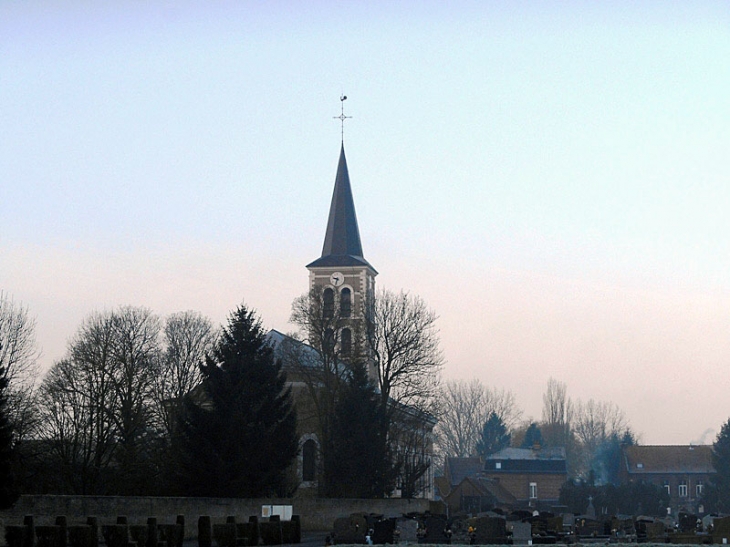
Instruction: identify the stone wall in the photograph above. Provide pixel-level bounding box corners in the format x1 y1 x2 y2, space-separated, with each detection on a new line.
0 495 432 541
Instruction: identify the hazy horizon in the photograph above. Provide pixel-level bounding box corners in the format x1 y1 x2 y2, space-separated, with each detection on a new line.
2 1 729 446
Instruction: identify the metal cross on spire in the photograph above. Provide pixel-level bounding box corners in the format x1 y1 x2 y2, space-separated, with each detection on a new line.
333 95 352 142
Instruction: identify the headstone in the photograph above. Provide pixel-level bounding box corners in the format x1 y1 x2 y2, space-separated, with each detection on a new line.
55 516 68 547
86 517 99 547
5 526 30 547
397 519 419 544
373 519 396 544
198 517 212 547
511 522 532 545
212 523 237 547
101 525 130 547
23 516 35 547
147 518 158 547
421 516 448 544
128 525 147 547
470 516 507 545
67 526 94 547
35 526 62 547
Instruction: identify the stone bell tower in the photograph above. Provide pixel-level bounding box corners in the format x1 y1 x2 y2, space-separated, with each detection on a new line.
306 143 377 365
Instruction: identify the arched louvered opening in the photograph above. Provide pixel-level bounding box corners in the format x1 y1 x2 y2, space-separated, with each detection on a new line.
340 287 351 317
323 288 334 319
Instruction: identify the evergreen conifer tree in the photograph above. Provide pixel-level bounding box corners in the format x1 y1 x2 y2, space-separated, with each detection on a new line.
704 418 730 512
0 349 19 508
521 422 544 448
173 304 298 497
476 412 511 458
326 362 394 498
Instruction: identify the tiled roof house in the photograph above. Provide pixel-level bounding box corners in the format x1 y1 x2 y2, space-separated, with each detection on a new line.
620 445 715 515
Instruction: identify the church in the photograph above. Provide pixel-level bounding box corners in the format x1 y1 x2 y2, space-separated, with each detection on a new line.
268 136 436 499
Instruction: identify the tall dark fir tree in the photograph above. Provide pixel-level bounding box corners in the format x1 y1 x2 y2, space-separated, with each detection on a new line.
704 418 730 512
173 304 298 497
476 412 511 459
1 349 20 508
326 361 394 498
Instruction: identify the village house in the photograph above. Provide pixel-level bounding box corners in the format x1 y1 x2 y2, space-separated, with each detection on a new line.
439 447 568 514
620 444 715 516
483 447 568 509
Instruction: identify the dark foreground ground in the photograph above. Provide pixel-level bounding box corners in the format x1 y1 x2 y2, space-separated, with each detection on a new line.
180 531 330 547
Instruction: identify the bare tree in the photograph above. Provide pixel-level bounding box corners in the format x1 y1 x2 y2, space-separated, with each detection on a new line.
37 310 120 493
367 289 443 414
152 311 216 438
572 398 632 479
365 289 443 496
107 306 161 491
0 292 40 385
0 292 41 443
541 377 574 444
542 377 573 429
38 307 161 494
435 379 522 459
39 357 118 494
289 286 383 496
573 399 629 452
289 287 443 497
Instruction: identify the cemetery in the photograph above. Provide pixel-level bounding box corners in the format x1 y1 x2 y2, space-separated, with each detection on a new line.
327 509 730 545
6 505 730 547
2 513 300 547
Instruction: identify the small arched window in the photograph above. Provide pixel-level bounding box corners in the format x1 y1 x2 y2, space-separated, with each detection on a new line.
340 288 352 317
323 288 334 319
302 439 317 481
341 328 352 357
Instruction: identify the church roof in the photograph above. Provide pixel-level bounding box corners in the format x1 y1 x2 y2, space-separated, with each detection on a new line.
306 144 377 273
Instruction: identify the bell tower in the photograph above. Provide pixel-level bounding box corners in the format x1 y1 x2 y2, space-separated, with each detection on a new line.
306 143 377 362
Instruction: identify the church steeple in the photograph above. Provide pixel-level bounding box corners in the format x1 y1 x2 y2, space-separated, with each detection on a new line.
307 144 376 272
306 139 377 378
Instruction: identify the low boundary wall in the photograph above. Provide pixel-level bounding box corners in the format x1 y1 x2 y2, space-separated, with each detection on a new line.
0 495 432 538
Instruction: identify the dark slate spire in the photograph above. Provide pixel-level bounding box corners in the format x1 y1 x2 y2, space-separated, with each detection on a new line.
307 144 376 271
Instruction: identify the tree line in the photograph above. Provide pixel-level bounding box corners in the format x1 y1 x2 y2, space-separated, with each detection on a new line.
0 287 444 501
4 288 730 510
436 377 637 483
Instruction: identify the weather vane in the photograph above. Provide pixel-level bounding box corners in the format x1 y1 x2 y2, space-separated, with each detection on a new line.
333 95 352 142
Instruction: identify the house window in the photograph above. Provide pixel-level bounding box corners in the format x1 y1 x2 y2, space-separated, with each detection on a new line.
495 462 501 470
529 482 537 499
340 328 352 356
678 480 688 497
323 288 334 319
697 480 704 497
663 481 670 496
302 439 317 482
340 288 351 317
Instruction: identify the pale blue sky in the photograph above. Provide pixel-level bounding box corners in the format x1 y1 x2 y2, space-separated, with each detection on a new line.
2 1 729 444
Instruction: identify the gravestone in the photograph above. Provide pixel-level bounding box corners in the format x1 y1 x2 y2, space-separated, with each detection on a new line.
372 519 396 544
511 522 532 546
397 519 418 544
420 516 448 544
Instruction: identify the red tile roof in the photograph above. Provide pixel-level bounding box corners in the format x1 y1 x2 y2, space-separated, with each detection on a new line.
623 445 714 474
